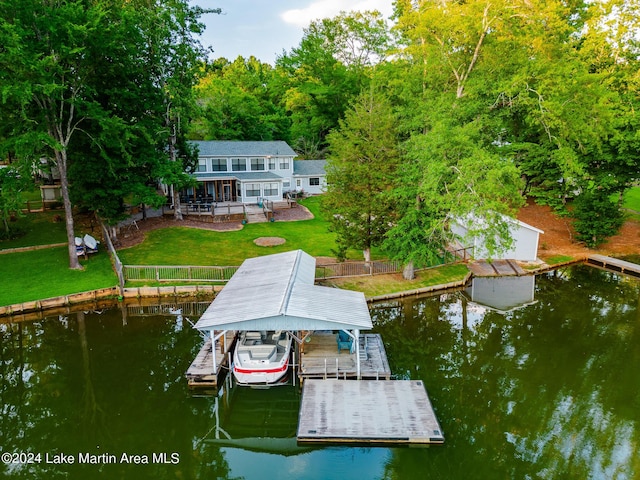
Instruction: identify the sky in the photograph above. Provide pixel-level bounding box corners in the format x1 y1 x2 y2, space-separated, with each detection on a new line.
191 0 395 64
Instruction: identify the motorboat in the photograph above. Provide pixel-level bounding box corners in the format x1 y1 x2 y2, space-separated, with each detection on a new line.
233 331 292 386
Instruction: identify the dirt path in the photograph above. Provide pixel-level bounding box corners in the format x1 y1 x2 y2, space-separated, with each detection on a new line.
517 199 640 259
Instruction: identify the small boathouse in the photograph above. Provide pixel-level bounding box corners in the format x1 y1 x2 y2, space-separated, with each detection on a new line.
188 250 444 445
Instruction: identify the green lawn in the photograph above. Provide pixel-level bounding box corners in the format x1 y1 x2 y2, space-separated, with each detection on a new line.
326 263 470 298
622 186 640 212
0 247 118 306
0 211 68 249
118 197 369 265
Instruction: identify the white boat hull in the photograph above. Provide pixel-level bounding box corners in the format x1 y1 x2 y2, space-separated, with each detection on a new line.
233 331 292 386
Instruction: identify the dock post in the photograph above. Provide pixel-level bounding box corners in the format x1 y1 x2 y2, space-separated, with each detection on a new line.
336 358 339 379
212 331 218 371
355 329 361 380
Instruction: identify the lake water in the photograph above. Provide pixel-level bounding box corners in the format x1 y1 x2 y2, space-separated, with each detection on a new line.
1 265 639 479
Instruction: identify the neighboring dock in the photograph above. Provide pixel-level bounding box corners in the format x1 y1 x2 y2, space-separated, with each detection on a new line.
185 331 236 388
298 332 391 381
297 379 444 445
468 259 526 277
586 255 640 278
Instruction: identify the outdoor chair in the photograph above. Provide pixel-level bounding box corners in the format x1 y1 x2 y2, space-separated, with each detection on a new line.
337 331 353 353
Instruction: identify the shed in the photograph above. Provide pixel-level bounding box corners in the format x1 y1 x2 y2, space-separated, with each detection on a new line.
194 250 373 378
451 214 544 262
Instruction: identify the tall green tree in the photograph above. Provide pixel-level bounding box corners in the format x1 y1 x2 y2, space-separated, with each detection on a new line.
323 89 400 262
191 56 290 142
275 10 392 154
0 0 212 265
384 121 524 278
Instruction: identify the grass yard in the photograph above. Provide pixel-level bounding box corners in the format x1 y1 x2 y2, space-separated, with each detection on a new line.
622 186 640 212
0 248 117 306
0 211 68 249
325 263 470 298
118 197 370 265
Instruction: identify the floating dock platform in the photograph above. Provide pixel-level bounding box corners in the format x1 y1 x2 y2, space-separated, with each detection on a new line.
587 255 640 278
297 379 444 445
298 332 391 381
185 331 236 388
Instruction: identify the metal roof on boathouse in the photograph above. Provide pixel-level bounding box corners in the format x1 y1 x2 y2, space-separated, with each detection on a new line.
194 250 372 332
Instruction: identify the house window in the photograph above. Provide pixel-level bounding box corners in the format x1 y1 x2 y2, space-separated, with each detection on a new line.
197 159 207 172
296 179 301 187
309 177 320 186
211 158 227 171
232 158 246 171
279 159 290 169
263 183 278 196
268 157 276 169
283 180 290 188
246 183 260 197
251 158 265 171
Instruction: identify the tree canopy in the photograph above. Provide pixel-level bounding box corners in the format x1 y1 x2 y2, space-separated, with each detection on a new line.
0 0 214 267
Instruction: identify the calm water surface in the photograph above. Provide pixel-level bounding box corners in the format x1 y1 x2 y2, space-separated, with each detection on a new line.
1 265 639 479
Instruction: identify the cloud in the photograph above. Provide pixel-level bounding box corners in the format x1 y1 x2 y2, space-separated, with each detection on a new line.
281 0 393 28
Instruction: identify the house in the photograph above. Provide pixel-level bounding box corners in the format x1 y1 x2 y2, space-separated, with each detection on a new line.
293 159 327 195
181 141 326 204
451 214 544 261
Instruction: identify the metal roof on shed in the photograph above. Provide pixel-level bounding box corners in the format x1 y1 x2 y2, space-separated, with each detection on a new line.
194 250 372 332
190 140 297 157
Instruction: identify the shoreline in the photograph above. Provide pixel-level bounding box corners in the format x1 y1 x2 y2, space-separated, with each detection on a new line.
0 257 594 322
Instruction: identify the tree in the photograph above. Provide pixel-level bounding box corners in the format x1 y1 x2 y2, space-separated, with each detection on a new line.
0 0 212 264
0 163 31 239
275 10 392 152
322 89 400 262
572 190 625 248
384 121 524 278
191 56 290 142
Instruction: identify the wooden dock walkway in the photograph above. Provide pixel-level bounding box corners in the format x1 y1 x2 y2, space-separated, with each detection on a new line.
467 259 527 277
298 332 391 381
586 255 640 278
297 379 444 445
185 331 236 388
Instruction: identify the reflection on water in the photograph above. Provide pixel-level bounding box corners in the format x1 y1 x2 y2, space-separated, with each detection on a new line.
464 275 537 313
1 265 639 479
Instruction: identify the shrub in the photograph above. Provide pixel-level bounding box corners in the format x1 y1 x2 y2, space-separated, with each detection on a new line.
572 191 624 248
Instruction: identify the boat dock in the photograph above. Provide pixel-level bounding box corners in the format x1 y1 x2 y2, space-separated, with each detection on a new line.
297 379 444 445
185 331 236 388
298 332 391 381
586 255 640 278
468 259 527 277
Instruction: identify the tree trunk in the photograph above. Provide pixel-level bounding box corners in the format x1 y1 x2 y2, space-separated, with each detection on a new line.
172 184 183 220
403 261 415 280
363 247 371 270
56 149 82 270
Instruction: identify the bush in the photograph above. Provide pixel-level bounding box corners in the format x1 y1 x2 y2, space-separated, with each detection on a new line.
572 191 625 248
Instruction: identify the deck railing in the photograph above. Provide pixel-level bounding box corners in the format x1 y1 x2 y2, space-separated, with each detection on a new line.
124 265 239 282
315 260 402 279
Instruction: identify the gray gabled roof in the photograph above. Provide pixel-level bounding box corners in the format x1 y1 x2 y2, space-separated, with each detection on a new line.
293 159 327 176
190 140 297 157
194 250 372 332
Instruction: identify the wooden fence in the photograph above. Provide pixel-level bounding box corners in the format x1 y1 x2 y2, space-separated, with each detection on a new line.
124 265 239 282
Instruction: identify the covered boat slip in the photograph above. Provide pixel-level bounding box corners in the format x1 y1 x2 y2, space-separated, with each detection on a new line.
193 250 373 379
186 331 237 388
298 332 391 380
